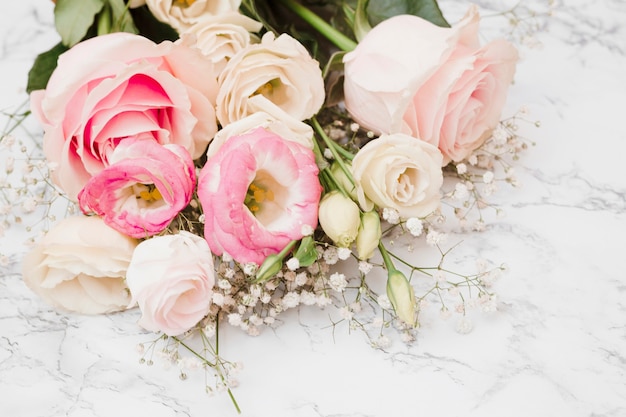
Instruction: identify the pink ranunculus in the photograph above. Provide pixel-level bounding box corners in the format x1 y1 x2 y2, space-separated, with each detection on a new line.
197 127 322 265
125 232 215 336
343 6 518 163
30 32 219 200
78 139 195 239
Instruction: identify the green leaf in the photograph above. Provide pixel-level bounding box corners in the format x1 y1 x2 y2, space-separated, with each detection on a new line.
107 0 139 34
55 0 106 47
129 5 178 42
366 0 450 28
26 42 69 93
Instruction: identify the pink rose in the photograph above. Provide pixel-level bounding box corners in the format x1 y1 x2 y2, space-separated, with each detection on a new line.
78 139 195 239
343 6 518 163
125 232 215 336
198 127 321 265
30 32 218 200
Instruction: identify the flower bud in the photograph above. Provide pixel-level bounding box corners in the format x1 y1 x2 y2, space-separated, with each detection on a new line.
318 190 360 248
254 254 283 283
386 270 416 326
356 210 381 260
330 162 357 200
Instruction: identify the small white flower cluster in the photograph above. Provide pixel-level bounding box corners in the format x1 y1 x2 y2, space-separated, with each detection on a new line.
0 111 77 257
441 108 538 231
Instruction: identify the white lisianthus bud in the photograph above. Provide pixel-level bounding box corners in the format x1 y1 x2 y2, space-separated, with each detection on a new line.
386 270 416 326
318 190 360 247
356 211 381 260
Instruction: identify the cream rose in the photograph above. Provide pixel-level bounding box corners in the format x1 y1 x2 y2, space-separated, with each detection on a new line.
216 32 325 126
144 0 241 32
22 216 138 314
343 6 518 163
352 133 443 219
182 12 263 74
125 232 215 336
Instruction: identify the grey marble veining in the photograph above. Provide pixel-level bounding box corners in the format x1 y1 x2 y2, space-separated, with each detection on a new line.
1 0 625 416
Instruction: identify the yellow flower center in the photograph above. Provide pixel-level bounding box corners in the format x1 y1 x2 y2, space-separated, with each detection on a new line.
135 184 162 202
245 182 274 214
173 0 196 8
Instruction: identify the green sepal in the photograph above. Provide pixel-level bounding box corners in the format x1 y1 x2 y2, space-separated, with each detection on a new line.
294 236 317 267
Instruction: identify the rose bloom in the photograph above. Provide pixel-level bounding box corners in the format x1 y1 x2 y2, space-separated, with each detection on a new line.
22 216 138 314
343 6 518 163
198 127 322 265
126 232 215 336
144 0 241 32
216 32 325 127
78 139 195 239
30 32 218 200
352 133 443 219
182 12 263 74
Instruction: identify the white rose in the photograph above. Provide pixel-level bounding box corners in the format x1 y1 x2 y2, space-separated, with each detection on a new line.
216 32 325 126
126 231 215 336
182 12 263 74
207 111 314 158
144 0 241 32
352 133 444 219
22 216 138 314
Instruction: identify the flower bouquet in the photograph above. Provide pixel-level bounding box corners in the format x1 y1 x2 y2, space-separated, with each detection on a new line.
4 0 538 411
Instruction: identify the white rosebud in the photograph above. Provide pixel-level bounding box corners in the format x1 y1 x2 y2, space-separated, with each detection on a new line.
386 270 416 326
318 190 360 248
356 211 381 260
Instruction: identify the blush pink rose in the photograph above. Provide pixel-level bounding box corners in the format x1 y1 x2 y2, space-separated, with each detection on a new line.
197 127 322 265
78 139 195 239
125 232 215 336
30 32 218 200
343 6 518 163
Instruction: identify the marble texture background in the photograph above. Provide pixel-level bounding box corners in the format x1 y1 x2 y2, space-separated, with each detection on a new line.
1 0 625 416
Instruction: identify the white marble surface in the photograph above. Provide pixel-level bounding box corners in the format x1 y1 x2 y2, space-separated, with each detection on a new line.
1 1 625 416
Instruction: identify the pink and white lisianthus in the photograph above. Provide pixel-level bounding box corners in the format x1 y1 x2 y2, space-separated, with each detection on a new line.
126 232 215 336
78 139 195 239
198 127 322 265
30 32 218 200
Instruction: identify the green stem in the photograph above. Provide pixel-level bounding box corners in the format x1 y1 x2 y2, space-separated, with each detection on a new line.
277 0 357 51
172 332 242 414
312 117 355 185
378 242 397 273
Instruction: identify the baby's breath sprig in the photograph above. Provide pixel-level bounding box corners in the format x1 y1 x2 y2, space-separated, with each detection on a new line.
441 107 539 230
481 0 555 47
0 103 74 252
